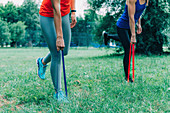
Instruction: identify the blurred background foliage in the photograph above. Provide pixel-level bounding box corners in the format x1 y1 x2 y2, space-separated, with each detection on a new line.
0 0 169 55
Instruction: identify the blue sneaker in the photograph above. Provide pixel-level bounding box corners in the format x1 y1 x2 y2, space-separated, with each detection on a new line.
36 57 47 80
53 91 69 103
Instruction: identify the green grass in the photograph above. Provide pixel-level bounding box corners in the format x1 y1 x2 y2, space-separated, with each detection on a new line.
0 47 169 112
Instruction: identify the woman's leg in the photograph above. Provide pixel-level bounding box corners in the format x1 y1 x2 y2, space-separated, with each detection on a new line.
40 15 62 92
117 27 133 82
62 14 71 56
40 14 71 91
108 34 120 41
103 31 120 45
43 14 71 64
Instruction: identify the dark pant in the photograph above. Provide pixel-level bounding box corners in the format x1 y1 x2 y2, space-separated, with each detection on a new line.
108 34 120 41
117 26 131 78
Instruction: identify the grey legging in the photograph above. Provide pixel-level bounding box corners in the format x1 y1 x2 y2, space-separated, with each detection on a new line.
40 14 71 92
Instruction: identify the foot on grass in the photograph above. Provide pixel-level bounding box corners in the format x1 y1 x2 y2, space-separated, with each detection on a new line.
53 90 69 103
125 76 134 83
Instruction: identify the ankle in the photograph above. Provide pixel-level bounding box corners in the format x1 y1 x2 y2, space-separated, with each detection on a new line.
42 59 46 65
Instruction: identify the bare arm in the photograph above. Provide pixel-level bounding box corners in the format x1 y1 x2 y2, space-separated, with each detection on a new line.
127 0 136 43
71 0 76 13
146 0 149 6
127 0 136 36
137 17 141 26
137 0 149 34
70 0 77 28
51 0 65 51
137 17 142 34
51 0 63 37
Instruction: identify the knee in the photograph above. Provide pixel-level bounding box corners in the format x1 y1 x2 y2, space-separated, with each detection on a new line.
125 46 130 53
51 51 61 58
64 50 68 56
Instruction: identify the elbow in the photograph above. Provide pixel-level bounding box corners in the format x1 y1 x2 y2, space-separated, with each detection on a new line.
129 16 135 23
63 49 69 56
53 9 61 18
53 9 59 16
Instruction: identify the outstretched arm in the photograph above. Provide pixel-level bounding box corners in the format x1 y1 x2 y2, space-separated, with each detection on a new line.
51 0 65 51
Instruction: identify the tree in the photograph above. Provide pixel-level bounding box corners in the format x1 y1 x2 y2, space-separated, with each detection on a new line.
18 0 40 47
0 19 11 47
0 4 4 18
87 0 169 54
0 2 19 23
71 16 88 46
87 0 125 45
9 21 26 48
0 1 43 47
136 0 170 54
71 11 97 47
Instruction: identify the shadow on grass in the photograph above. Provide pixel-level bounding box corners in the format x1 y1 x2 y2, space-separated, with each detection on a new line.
68 51 168 60
162 52 170 55
69 53 124 60
92 53 124 58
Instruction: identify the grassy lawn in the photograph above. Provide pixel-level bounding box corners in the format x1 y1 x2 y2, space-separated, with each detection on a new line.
0 47 169 112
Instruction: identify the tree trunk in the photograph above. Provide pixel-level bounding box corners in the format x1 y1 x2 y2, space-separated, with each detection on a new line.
1 43 3 48
15 42 17 48
155 43 163 54
28 40 32 47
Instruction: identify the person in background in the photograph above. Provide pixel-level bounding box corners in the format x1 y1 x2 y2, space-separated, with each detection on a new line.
103 0 149 82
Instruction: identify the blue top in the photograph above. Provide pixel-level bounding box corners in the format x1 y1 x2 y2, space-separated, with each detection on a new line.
117 0 147 29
